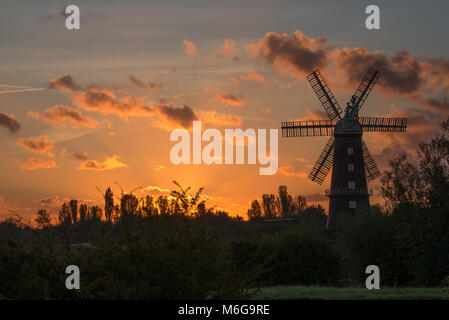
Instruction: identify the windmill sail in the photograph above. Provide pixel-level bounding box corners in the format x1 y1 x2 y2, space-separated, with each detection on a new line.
361 140 381 181
281 120 334 137
353 68 380 111
360 116 407 132
306 70 343 121
308 136 335 184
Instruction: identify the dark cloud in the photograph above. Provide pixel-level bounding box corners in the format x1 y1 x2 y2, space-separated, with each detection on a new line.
247 30 332 77
0 111 21 133
216 92 245 106
73 152 88 161
334 49 425 95
129 75 162 91
49 75 82 92
158 104 198 129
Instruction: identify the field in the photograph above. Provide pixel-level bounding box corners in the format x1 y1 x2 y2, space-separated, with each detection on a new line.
252 286 449 300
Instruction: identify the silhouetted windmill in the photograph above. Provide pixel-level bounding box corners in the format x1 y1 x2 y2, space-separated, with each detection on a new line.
281 68 407 228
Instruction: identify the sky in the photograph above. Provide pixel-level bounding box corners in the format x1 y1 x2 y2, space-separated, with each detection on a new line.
1 0 448 219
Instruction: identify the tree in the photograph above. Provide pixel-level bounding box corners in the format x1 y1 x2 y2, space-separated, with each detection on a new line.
35 209 51 228
247 200 262 220
276 185 295 217
89 206 102 220
296 195 307 213
69 199 78 224
261 194 277 218
142 195 157 217
157 196 169 215
120 193 139 216
104 187 114 222
79 204 87 222
58 203 71 224
170 180 204 216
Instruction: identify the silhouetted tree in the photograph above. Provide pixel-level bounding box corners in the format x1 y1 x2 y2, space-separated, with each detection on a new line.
157 196 169 215
79 204 87 222
261 194 277 218
120 193 139 216
69 200 78 224
104 187 114 222
89 206 102 220
296 195 307 213
170 180 204 216
58 203 71 224
247 200 262 220
141 195 157 217
276 185 295 217
35 209 51 228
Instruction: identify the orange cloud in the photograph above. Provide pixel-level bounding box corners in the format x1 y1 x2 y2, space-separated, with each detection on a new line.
216 92 245 106
214 40 238 61
141 186 170 195
294 108 328 121
20 158 57 170
17 135 54 155
78 155 128 171
72 87 198 130
0 111 21 133
184 39 199 59
199 110 242 127
230 70 265 83
28 105 97 128
72 88 155 118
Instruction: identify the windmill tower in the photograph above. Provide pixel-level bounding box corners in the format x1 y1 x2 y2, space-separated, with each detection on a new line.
281 68 407 228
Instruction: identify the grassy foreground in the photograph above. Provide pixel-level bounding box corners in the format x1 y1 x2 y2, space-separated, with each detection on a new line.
252 285 449 300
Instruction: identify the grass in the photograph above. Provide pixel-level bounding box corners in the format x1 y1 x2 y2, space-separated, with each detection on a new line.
252 285 449 300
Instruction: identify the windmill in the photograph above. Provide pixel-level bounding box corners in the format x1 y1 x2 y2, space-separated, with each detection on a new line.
281 68 407 228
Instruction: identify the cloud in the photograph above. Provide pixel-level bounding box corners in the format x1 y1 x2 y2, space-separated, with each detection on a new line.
17 135 54 155
78 155 128 171
73 152 88 161
333 48 425 95
408 94 449 115
49 75 82 92
28 105 97 128
214 40 238 61
294 108 328 121
70 84 200 131
129 75 162 91
247 30 449 120
157 104 198 129
72 88 155 118
141 186 170 195
184 39 199 59
0 111 21 133
216 92 246 106
278 165 307 178
20 158 57 170
246 30 332 78
199 110 242 127
230 70 265 83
